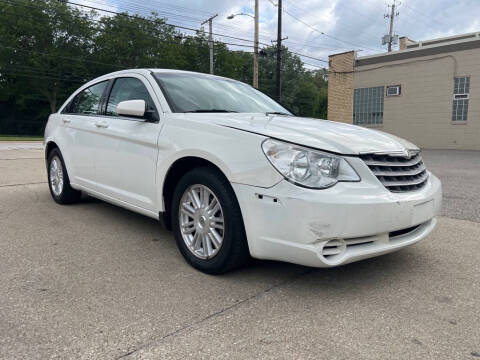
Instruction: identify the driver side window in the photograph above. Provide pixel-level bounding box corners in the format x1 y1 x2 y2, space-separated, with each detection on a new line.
106 77 158 121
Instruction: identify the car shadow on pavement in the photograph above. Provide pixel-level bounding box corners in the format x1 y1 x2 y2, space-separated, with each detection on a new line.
74 193 427 296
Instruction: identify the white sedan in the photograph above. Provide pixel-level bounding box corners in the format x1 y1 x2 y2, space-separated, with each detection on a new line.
44 69 442 274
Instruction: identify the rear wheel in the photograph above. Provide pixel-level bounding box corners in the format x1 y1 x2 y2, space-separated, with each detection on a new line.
47 149 82 204
171 167 249 274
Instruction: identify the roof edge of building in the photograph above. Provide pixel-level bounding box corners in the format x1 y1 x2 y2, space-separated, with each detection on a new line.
356 36 480 67
328 50 356 58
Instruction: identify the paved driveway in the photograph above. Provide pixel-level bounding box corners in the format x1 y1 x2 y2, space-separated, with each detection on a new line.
1 143 479 359
422 150 480 223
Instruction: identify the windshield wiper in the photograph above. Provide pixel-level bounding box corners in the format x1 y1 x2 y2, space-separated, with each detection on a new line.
266 111 291 116
183 109 238 113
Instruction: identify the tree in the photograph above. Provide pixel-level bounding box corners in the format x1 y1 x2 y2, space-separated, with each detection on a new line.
94 12 183 71
0 1 329 135
0 0 96 113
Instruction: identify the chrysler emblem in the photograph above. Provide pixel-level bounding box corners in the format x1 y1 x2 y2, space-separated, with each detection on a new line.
401 150 417 159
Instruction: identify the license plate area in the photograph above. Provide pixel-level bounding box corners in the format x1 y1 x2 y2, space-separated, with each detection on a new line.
412 199 434 225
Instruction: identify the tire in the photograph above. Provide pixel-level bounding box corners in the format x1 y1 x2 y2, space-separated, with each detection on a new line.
47 148 82 204
171 167 249 274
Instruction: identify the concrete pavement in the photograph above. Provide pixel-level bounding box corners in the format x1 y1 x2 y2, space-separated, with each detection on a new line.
0 143 479 359
422 150 480 223
0 141 44 151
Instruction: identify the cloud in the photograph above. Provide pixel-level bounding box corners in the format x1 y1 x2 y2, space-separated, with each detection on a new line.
83 0 480 68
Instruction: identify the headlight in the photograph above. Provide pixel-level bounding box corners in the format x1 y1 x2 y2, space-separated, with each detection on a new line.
262 139 360 189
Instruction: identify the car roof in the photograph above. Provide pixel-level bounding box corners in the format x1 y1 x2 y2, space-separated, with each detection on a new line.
97 68 235 82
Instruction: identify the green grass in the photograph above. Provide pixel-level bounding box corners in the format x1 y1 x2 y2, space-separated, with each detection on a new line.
0 135 44 141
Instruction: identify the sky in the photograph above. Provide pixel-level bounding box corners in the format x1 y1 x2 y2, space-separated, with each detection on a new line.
77 0 480 69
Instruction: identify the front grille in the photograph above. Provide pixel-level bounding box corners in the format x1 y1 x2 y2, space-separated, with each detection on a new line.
360 151 428 193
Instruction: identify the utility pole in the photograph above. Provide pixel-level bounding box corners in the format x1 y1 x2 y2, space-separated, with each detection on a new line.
384 0 399 52
253 0 259 88
227 4 259 88
275 0 282 101
201 14 218 74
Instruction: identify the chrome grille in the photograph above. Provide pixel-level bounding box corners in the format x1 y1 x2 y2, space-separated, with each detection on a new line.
360 151 428 193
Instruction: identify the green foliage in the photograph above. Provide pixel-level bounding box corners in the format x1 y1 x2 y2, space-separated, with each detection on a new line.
0 0 328 135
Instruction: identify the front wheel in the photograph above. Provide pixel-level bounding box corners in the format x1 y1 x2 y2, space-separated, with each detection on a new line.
171 167 249 274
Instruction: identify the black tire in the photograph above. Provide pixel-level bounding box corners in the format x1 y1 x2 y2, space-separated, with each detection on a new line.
171 167 249 274
47 148 82 204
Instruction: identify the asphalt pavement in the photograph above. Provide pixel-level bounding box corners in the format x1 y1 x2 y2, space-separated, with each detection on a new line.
1 143 479 359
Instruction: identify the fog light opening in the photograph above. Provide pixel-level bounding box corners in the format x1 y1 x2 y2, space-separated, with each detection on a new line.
320 238 346 262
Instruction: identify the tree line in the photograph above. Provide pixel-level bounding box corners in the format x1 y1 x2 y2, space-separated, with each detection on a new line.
0 0 328 135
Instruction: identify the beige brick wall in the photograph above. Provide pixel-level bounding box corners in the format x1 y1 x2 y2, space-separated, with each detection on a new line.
353 48 480 150
327 51 355 123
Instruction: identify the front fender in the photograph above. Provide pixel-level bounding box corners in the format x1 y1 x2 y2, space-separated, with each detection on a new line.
155 118 283 211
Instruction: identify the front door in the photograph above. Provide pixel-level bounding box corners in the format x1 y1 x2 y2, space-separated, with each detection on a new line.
93 75 162 212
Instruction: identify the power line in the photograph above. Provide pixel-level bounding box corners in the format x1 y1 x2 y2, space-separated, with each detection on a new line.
402 2 444 27
289 51 328 63
64 0 334 63
0 2 256 51
268 0 382 52
0 44 121 69
66 1 330 64
0 69 87 83
302 61 326 69
1 1 327 75
283 0 385 46
65 1 272 46
7 0 343 60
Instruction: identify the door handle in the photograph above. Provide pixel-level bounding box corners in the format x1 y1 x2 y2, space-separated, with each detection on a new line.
95 120 109 128
62 118 71 124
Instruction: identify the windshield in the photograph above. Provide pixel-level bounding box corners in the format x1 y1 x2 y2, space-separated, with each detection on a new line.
153 72 291 114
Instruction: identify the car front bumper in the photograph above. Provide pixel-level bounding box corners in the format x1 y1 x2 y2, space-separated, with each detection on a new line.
232 172 442 268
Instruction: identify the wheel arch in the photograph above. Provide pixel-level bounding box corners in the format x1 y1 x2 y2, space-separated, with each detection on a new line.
45 140 60 160
161 156 234 231
44 140 75 185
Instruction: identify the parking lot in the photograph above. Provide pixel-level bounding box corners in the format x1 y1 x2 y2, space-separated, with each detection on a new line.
0 143 479 359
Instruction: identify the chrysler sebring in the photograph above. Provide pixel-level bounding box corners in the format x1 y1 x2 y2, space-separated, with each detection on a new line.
44 69 442 274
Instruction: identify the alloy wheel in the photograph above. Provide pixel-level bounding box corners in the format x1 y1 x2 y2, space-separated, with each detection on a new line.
49 156 64 197
178 184 225 259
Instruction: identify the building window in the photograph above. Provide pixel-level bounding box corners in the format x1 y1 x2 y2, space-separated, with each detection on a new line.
386 85 401 97
353 86 384 125
452 76 470 121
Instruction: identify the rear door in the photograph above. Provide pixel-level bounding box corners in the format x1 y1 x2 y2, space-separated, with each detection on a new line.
60 80 109 188
92 74 162 212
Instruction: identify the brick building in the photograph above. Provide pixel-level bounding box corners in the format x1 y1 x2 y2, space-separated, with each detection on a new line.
327 32 480 150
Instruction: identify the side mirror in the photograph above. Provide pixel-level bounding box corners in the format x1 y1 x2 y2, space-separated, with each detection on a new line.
116 99 146 118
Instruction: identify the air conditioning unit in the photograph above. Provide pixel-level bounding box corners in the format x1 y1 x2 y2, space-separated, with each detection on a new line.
386 85 401 97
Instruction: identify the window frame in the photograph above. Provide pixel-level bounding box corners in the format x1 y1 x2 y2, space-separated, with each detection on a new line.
452 76 470 123
352 86 384 127
103 76 160 123
61 80 109 116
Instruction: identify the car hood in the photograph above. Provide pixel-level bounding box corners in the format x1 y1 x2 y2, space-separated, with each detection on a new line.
181 113 418 155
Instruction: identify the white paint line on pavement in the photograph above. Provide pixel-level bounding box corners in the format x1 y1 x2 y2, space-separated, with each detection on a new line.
0 182 47 188
0 157 44 160
0 142 44 150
